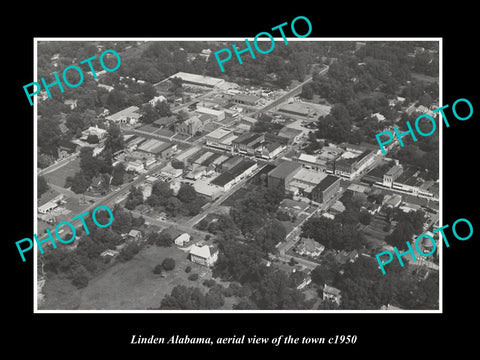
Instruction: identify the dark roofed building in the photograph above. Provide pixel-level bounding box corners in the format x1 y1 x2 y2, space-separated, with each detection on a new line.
231 94 260 106
267 161 302 190
311 175 341 204
211 159 257 190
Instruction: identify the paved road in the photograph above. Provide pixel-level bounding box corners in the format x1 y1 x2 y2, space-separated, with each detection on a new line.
251 64 329 117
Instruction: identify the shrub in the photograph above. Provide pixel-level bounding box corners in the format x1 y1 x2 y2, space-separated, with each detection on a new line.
185 266 192 273
162 257 176 271
153 264 163 274
203 279 216 288
188 273 199 281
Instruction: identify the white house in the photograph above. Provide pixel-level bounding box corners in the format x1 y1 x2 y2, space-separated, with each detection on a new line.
149 95 167 106
174 233 191 246
38 201 59 214
323 284 342 305
189 244 218 267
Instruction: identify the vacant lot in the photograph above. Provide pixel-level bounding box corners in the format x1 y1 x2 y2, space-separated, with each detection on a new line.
44 157 81 188
41 244 224 310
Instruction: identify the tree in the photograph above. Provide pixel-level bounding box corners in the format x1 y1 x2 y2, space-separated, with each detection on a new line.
359 211 372 225
165 196 182 217
162 258 176 271
155 101 172 117
153 264 164 274
111 163 126 186
188 273 199 281
310 266 326 286
125 186 144 210
70 265 90 289
118 242 140 262
177 183 197 203
156 231 173 247
38 176 49 198
66 172 90 194
86 134 99 144
140 103 158 124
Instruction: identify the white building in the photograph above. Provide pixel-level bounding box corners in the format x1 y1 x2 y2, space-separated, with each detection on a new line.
174 233 191 246
189 244 219 267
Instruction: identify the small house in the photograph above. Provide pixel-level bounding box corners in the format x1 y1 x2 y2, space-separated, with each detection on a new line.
174 233 191 246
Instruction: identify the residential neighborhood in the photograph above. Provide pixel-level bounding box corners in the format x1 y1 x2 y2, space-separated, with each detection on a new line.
36 40 440 311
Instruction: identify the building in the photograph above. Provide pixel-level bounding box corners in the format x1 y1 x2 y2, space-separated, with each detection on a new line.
220 155 243 172
334 150 375 180
128 229 142 242
137 139 177 160
232 132 265 155
174 233 191 246
230 93 260 106
194 106 225 122
296 238 325 257
175 116 204 136
38 201 59 214
193 179 222 201
296 153 328 173
168 72 225 88
287 168 328 198
267 161 302 190
106 106 142 125
205 128 237 151
211 159 258 191
82 125 107 140
256 142 285 160
149 95 167 106
323 284 342 305
125 160 145 173
311 175 341 204
278 127 304 145
278 102 310 117
189 244 219 267
383 165 403 188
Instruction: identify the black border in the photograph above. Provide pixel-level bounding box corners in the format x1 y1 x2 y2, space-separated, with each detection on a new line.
6 6 478 355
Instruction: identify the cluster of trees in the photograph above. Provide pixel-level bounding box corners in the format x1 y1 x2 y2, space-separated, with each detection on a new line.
147 230 174 247
301 192 367 251
131 181 206 218
384 209 426 250
301 216 365 251
153 258 176 274
229 185 286 254
333 254 438 310
158 284 226 310
251 114 283 133
140 101 172 124
308 42 439 146
210 239 313 310
65 124 126 195
38 176 49 198
42 205 145 288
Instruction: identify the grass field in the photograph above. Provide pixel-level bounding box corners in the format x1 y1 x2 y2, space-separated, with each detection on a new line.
43 158 81 188
41 244 226 310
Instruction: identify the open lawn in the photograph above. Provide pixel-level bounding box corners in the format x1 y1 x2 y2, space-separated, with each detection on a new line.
43 157 81 188
41 244 227 310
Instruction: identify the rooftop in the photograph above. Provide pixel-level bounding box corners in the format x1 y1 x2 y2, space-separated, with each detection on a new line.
207 127 233 140
106 106 141 122
169 72 225 87
268 161 302 179
313 175 340 192
292 168 327 185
